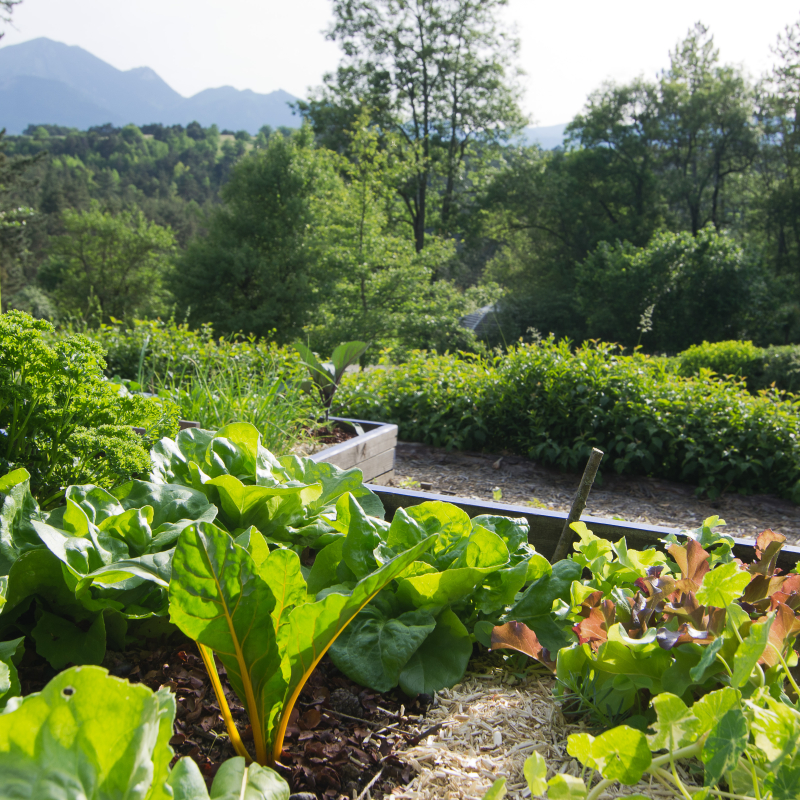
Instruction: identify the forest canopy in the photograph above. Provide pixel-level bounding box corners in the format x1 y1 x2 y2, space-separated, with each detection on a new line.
3 9 800 357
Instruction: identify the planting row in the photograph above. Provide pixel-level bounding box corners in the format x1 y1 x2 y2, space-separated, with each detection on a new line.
1 419 799 797
337 338 800 501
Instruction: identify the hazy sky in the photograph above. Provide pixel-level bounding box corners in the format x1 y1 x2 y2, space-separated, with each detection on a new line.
2 0 799 126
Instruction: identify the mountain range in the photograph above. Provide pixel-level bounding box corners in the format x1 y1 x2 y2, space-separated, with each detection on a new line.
0 37 299 134
0 37 566 147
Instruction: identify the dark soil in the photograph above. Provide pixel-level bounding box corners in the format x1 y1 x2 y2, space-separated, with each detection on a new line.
308 424 358 446
18 635 431 799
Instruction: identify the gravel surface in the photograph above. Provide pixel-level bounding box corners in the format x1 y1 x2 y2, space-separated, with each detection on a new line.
389 442 800 547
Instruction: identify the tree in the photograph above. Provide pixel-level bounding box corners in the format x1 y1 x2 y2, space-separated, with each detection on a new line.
575 228 759 351
657 24 758 234
304 111 483 355
173 126 341 340
301 0 527 251
39 202 176 321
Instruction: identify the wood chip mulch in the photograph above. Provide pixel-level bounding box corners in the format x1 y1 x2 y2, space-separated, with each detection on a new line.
390 441 800 546
391 653 701 800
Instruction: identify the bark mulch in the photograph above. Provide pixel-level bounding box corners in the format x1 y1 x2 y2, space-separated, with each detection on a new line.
18 635 436 800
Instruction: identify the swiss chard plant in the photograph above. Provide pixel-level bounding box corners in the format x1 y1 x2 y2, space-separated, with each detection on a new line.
0 663 290 799
167 517 436 766
492 519 800 727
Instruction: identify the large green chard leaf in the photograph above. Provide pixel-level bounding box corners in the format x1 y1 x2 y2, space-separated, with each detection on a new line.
168 520 435 766
0 664 175 800
0 468 45 575
0 636 23 710
0 664 291 800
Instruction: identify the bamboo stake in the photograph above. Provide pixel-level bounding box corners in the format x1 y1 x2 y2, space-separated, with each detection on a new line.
551 448 604 563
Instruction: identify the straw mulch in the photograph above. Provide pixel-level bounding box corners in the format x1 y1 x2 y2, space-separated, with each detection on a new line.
389 655 698 800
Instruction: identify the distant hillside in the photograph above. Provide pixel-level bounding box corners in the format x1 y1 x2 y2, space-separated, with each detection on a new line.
0 38 299 134
523 123 568 150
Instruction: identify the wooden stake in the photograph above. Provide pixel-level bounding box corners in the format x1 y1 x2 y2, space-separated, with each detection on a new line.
551 448 605 563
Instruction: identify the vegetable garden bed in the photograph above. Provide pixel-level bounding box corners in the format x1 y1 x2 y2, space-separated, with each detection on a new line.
308 416 398 485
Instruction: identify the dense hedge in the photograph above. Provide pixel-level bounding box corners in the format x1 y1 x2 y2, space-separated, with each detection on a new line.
676 339 800 394
336 339 800 501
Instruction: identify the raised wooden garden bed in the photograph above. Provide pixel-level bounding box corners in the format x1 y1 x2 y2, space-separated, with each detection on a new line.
371 484 800 570
309 416 398 485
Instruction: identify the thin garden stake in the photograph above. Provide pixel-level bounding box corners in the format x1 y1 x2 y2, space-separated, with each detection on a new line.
551 448 604 563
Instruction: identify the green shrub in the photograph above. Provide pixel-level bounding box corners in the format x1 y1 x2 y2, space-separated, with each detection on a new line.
337 338 800 501
677 339 800 394
676 339 761 379
0 311 179 504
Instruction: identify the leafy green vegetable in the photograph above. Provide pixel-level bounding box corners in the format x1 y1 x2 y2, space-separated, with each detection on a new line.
295 340 369 418
0 664 290 799
0 465 219 666
0 635 23 710
329 503 549 695
168 519 435 765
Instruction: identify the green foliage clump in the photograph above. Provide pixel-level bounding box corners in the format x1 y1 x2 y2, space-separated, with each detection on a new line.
0 310 179 503
72 317 322 455
337 338 800 500
677 339 800 395
677 339 762 379
576 228 758 352
39 202 177 322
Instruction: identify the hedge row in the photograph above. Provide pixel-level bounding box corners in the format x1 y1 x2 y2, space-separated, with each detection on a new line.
336 339 800 501
676 339 800 394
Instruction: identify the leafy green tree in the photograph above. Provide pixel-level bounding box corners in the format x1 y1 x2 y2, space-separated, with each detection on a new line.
657 24 759 234
575 228 759 351
301 0 527 250
39 203 176 322
173 126 341 340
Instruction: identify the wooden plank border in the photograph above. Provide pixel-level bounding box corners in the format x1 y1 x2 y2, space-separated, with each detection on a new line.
309 416 397 484
370 485 800 571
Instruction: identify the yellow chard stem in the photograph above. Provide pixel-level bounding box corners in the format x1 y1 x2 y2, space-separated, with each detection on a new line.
198 643 252 764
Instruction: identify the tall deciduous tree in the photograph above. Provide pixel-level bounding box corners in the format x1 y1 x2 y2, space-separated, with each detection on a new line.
40 202 176 322
173 127 341 340
301 0 527 251
657 23 759 234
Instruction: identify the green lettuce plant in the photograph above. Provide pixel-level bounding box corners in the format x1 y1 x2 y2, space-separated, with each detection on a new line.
327 499 561 695
0 664 289 799
150 421 384 548
492 519 800 727
167 518 435 766
0 466 216 667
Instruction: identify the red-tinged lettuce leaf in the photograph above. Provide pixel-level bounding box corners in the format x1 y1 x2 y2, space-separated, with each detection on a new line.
751 529 786 576
758 602 800 667
667 539 710 588
490 620 557 670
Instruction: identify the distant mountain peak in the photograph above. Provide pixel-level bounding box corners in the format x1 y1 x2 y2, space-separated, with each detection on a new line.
0 38 300 134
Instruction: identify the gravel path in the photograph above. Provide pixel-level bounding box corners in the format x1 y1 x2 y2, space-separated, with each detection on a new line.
389 442 800 547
